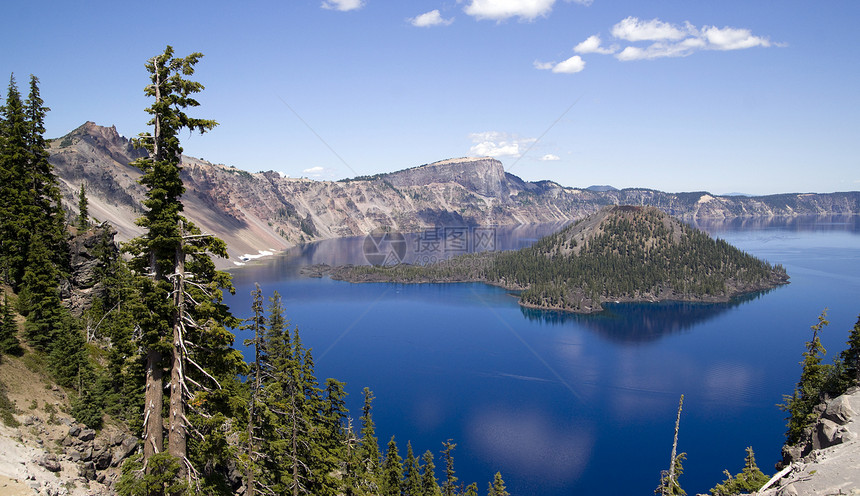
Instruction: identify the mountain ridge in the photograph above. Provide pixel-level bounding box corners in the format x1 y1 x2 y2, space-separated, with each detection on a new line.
48 122 860 267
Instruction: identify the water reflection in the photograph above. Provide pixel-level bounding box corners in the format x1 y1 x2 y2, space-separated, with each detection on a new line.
230 222 570 285
691 214 860 234
519 290 775 344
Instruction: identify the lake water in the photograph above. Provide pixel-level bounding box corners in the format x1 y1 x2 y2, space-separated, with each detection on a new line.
224 216 860 495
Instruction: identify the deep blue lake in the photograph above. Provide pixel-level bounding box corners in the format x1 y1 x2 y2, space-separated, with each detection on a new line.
224 216 860 495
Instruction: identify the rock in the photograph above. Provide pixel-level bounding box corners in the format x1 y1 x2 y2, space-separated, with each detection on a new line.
67 425 81 438
78 428 95 442
93 447 112 470
111 434 138 466
36 454 61 472
78 461 96 480
80 445 93 461
822 394 856 424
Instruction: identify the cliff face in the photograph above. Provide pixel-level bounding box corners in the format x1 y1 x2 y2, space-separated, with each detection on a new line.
48 122 860 267
384 157 512 198
754 388 860 495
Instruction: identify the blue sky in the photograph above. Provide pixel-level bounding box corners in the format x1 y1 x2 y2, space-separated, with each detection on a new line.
3 0 858 194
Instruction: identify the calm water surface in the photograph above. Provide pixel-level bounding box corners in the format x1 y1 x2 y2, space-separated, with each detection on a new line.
224 216 860 495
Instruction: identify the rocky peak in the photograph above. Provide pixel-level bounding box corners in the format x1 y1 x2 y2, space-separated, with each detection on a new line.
383 157 512 198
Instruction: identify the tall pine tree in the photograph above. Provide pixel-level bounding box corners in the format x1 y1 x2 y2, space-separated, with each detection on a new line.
124 46 244 489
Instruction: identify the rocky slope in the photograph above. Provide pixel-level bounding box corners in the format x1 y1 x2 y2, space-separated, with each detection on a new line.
0 351 136 496
49 122 860 268
746 387 860 495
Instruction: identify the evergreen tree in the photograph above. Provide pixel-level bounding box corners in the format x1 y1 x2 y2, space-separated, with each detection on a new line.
441 440 457 496
77 182 89 230
421 450 441 496
19 231 64 351
124 45 243 489
709 447 769 496
655 453 687 496
487 472 509 496
380 436 403 496
243 284 266 496
780 310 832 444
357 387 381 494
402 441 423 496
0 293 22 356
0 74 29 287
463 482 478 496
838 314 860 387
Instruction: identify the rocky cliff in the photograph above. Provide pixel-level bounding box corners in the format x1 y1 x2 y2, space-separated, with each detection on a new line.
749 388 860 495
49 122 860 268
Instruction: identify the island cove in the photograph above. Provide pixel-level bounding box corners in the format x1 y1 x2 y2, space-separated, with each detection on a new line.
312 206 789 313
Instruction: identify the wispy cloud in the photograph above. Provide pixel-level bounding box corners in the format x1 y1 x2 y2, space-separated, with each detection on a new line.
410 9 454 27
534 55 585 74
469 131 536 158
321 0 364 12
540 16 775 71
302 166 336 178
612 17 772 61
540 154 561 161
611 16 693 42
463 0 556 22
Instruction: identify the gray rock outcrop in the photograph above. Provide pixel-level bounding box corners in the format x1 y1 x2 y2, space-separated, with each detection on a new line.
757 388 860 495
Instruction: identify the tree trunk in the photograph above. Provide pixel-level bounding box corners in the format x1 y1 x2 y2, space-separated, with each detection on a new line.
143 349 163 460
666 394 684 495
168 223 187 474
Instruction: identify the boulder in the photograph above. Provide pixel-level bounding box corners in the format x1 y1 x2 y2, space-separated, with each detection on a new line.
36 454 61 472
111 434 138 466
67 425 81 438
813 418 854 450
78 461 96 480
822 394 856 425
78 428 95 442
94 448 112 470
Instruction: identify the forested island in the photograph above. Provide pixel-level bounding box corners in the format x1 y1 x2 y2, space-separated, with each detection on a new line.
329 206 789 313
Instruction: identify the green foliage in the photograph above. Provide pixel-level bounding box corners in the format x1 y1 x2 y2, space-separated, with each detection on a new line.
421 450 441 496
441 440 457 496
402 441 423 496
380 436 403 496
837 314 860 388
488 472 510 496
340 206 785 312
780 310 834 444
464 482 479 496
0 293 22 356
77 183 89 231
709 447 769 496
117 453 189 496
655 453 687 496
0 380 20 427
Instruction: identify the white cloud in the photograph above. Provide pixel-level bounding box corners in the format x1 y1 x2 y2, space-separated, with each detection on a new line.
534 55 585 74
615 37 706 61
611 16 693 42
321 0 364 12
469 131 536 158
410 9 454 27
702 26 771 50
574 34 617 54
552 55 586 73
601 17 773 61
464 0 556 22
302 166 334 178
540 154 561 161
